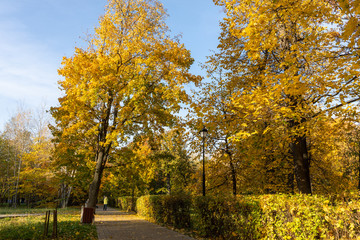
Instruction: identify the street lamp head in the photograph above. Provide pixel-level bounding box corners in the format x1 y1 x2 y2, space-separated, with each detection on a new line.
200 126 208 138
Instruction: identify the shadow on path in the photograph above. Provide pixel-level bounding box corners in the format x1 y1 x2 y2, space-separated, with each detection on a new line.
95 206 195 240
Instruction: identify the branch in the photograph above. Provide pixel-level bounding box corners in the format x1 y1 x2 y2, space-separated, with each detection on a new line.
312 97 360 119
311 76 358 104
207 176 229 191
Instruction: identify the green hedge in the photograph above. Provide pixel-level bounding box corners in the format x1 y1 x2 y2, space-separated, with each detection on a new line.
117 196 137 212
136 195 191 229
193 196 261 239
251 194 360 239
136 195 162 221
135 194 360 239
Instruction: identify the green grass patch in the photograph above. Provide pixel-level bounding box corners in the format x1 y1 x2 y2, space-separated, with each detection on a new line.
0 206 81 215
0 207 51 215
0 208 97 240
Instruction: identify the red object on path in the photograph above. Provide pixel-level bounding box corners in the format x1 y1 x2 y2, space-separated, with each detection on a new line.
81 207 95 224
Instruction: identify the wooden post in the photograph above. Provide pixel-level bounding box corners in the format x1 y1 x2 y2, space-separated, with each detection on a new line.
47 211 50 236
52 209 58 238
43 211 47 237
44 210 50 237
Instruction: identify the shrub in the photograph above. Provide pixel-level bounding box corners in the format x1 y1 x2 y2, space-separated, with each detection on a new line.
117 196 137 212
249 194 360 239
161 194 191 229
135 193 360 239
136 195 191 229
193 196 261 240
136 195 162 222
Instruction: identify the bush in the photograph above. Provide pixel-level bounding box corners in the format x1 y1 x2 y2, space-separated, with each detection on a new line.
135 193 360 239
136 195 191 229
193 196 261 240
136 195 162 222
161 195 191 229
249 194 360 239
117 196 137 212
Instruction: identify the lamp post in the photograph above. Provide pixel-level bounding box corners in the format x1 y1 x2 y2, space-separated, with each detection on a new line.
200 126 208 196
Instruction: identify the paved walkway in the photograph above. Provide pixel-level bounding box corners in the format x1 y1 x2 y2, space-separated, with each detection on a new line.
95 207 195 240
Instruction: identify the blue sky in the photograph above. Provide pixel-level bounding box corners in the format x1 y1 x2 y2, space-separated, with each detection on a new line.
0 0 224 130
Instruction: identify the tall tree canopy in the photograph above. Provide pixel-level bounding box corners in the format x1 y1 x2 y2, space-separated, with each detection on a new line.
209 0 360 194
51 0 199 207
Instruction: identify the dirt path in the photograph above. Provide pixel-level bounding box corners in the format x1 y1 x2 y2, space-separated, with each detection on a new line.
95 207 195 240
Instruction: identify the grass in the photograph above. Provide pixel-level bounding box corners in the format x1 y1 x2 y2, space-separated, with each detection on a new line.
0 206 81 215
0 207 97 240
0 207 54 215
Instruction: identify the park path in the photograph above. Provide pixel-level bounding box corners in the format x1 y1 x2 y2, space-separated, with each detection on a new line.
95 206 195 240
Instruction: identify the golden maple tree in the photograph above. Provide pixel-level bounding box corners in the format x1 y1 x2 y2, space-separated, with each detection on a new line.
51 0 199 207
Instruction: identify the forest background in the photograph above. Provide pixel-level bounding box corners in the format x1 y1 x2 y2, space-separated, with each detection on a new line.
2 0 360 208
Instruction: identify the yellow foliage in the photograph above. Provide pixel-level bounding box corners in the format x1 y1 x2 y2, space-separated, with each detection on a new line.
202 0 360 194
51 0 200 204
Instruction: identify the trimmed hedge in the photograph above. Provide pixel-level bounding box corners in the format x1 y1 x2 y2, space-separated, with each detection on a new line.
136 194 360 239
136 195 191 229
136 195 162 221
251 194 360 239
117 196 137 212
193 196 261 239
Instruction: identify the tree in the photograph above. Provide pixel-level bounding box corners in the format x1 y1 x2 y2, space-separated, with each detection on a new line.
101 138 157 201
190 67 241 196
337 0 360 45
0 104 56 207
0 135 15 204
20 135 56 206
3 107 32 207
151 128 194 195
211 0 360 194
19 103 58 206
50 115 94 208
190 66 293 195
101 127 194 201
51 0 199 207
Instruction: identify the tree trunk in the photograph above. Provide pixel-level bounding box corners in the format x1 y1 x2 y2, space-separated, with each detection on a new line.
88 148 108 208
287 171 295 194
166 173 171 195
65 186 72 208
224 138 236 196
60 184 65 208
14 155 23 208
60 183 72 208
229 161 237 196
131 187 136 212
87 96 115 208
290 135 312 194
12 155 20 208
265 156 276 194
